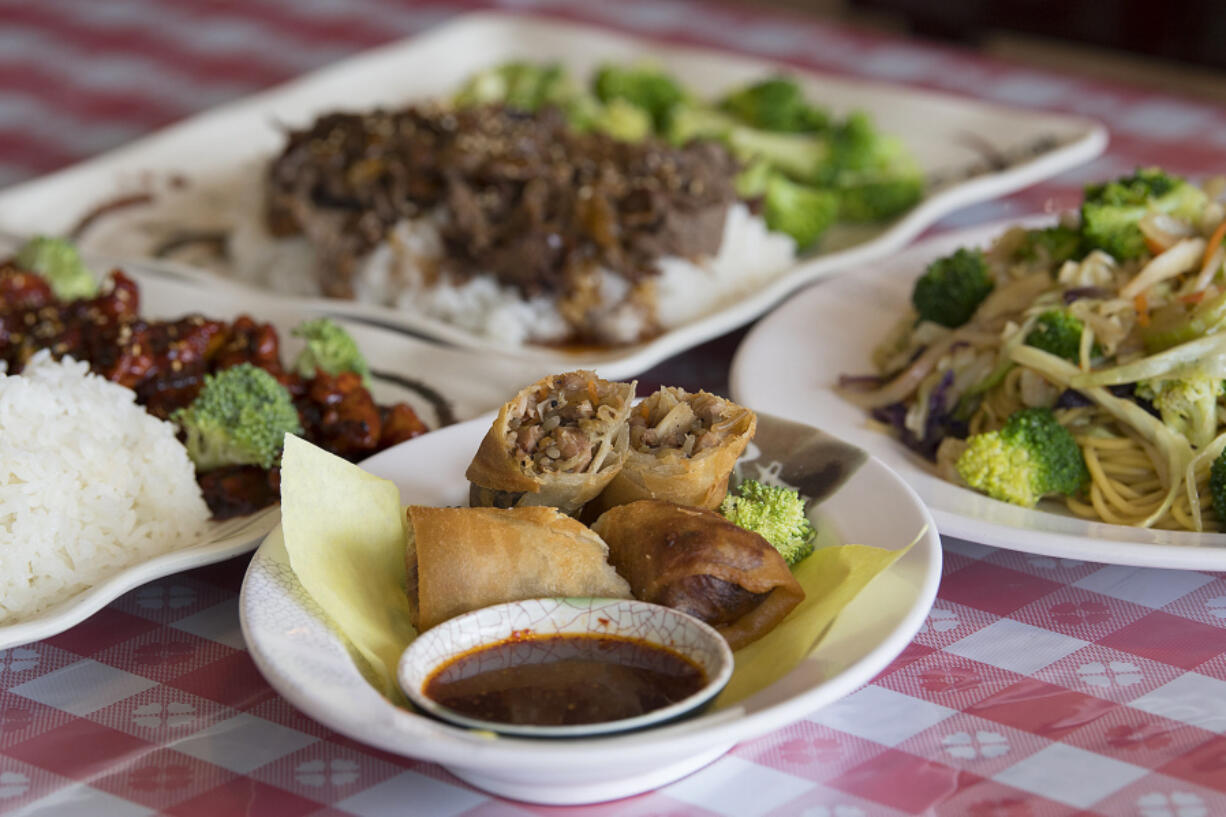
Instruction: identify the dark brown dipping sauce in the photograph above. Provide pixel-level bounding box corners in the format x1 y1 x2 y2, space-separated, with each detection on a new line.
423 633 707 727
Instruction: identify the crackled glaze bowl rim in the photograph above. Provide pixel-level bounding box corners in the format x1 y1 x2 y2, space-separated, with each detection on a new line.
398 597 735 738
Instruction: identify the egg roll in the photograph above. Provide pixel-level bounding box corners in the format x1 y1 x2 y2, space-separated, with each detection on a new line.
593 387 756 513
404 505 631 632
466 370 635 515
591 500 803 650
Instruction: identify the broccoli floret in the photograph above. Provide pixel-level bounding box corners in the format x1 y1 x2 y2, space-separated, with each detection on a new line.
727 127 829 183
821 113 923 222
455 61 597 128
1210 449 1226 530
172 363 302 471
955 407 1088 507
15 236 98 300
719 479 817 565
455 61 572 110
1135 376 1224 449
666 104 738 145
763 173 840 251
837 175 925 223
1081 168 1208 261
911 248 994 329
589 97 653 142
718 77 828 133
1025 310 1098 362
667 104 830 182
1013 225 1083 267
734 158 773 199
592 64 686 131
292 318 371 387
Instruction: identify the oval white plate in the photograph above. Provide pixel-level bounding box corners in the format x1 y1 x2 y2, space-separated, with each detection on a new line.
239 414 941 804
0 13 1105 380
0 258 539 650
731 218 1226 569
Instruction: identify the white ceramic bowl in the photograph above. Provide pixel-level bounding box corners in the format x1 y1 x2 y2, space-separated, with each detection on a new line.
398 598 734 738
241 414 942 804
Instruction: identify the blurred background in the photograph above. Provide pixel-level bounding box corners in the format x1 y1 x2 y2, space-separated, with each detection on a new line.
746 0 1226 102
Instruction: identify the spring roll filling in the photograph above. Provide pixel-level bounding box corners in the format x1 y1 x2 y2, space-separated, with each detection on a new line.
505 372 627 475
630 389 742 457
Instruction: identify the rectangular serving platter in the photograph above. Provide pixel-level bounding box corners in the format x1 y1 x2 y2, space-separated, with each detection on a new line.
0 12 1107 379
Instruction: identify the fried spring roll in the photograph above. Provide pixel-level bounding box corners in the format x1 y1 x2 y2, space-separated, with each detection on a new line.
593 387 756 513
591 500 803 650
466 370 635 515
404 505 631 632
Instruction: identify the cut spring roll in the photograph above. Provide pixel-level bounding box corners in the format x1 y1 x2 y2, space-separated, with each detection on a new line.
593 387 756 512
591 500 803 650
404 505 631 632
466 370 635 515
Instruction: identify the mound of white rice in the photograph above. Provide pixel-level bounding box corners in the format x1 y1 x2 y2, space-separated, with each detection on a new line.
0 352 211 623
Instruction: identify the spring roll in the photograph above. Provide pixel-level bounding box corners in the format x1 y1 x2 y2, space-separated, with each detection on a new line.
404 505 631 632
591 500 803 650
466 370 635 515
594 387 756 513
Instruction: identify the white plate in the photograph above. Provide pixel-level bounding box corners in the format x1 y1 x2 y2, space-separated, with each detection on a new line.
0 12 1106 381
0 256 549 650
731 219 1226 570
239 413 941 804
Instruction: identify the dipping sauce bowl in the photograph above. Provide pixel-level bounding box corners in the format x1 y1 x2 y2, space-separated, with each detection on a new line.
397 598 734 738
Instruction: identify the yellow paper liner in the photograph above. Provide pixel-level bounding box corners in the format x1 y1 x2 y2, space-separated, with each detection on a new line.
280 435 417 700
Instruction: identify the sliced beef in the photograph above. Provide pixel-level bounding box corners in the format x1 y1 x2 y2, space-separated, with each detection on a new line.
265 103 738 315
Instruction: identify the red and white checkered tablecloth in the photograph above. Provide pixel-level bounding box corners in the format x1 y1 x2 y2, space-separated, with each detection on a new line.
5 1 1226 814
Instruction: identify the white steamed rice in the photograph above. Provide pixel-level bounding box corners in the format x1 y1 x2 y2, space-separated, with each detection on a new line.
0 352 211 623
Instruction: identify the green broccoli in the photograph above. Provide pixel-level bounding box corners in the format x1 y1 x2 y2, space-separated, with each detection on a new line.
1209 449 1226 530
292 318 371 387
172 363 302 471
15 236 98 300
726 126 829 183
718 77 828 133
667 105 829 182
836 174 925 223
1012 225 1083 267
455 61 597 128
592 64 687 131
589 97 653 142
666 103 737 144
1025 310 1098 362
911 247 994 328
719 479 817 565
763 173 840 251
955 407 1089 507
821 112 924 222
455 61 571 109
1080 168 1208 261
734 157 773 199
1135 376 1224 450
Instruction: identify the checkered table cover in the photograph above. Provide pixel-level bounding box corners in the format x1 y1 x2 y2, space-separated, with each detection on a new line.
4 1 1226 814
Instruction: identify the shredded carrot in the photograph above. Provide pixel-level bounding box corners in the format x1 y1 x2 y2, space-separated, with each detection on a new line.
1134 293 1150 327
587 379 598 403
1180 290 1209 305
1144 234 1168 256
1205 219 1226 269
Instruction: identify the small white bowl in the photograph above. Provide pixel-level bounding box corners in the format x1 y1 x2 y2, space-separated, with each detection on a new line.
397 598 734 738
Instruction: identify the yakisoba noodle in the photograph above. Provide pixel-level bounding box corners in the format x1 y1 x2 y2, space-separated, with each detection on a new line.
844 169 1226 532
939 368 1214 530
